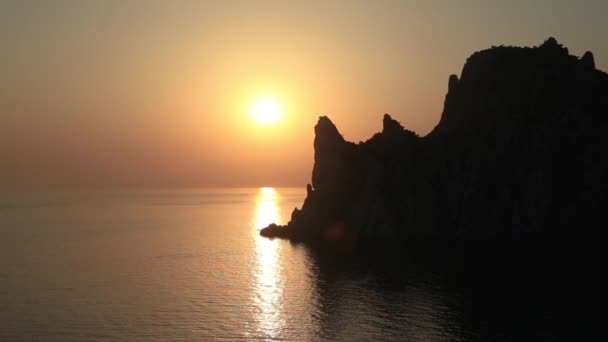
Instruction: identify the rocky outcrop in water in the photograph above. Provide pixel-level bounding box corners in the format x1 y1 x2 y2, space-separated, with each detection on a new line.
261 38 608 244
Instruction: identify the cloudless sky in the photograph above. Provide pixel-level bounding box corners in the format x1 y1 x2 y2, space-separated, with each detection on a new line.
2 0 607 190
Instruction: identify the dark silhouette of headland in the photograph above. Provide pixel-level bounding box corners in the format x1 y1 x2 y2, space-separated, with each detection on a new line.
261 38 608 245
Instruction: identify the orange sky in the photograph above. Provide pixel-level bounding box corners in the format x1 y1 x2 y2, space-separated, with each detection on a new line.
1 1 607 190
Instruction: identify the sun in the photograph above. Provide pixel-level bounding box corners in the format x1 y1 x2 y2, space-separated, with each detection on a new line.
251 98 282 125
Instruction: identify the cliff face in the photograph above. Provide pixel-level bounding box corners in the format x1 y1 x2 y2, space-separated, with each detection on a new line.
261 38 608 243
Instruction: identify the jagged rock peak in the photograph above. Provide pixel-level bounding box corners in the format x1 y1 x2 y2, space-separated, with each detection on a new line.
540 37 561 48
459 37 581 88
448 74 459 92
538 37 570 56
581 51 596 69
315 116 344 143
306 183 314 195
382 114 405 134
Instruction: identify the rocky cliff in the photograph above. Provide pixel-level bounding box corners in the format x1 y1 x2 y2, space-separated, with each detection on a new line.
261 38 608 244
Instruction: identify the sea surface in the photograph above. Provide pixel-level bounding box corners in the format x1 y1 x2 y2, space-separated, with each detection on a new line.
0 187 605 341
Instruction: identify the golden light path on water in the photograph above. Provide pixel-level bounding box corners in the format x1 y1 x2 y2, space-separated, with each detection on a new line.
252 187 285 338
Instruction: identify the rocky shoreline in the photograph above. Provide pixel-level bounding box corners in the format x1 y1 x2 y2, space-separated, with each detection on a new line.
261 38 608 244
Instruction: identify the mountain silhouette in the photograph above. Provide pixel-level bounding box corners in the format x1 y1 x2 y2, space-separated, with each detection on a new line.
261 38 608 244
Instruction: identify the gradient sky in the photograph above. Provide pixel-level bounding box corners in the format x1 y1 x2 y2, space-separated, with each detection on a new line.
2 0 607 190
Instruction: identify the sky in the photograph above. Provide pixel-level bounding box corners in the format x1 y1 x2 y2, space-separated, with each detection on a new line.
1 0 607 190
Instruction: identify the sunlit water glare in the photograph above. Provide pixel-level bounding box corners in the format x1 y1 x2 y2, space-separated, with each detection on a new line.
252 187 286 338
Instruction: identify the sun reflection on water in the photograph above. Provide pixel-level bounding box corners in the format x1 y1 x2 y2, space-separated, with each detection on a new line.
252 187 286 338
254 187 281 231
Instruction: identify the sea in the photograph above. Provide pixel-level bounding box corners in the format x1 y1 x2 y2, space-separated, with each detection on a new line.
0 187 605 341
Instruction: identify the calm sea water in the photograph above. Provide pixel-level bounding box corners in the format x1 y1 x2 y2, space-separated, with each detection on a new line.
0 188 605 341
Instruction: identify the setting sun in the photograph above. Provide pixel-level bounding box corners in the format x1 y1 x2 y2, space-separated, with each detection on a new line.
251 98 282 125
